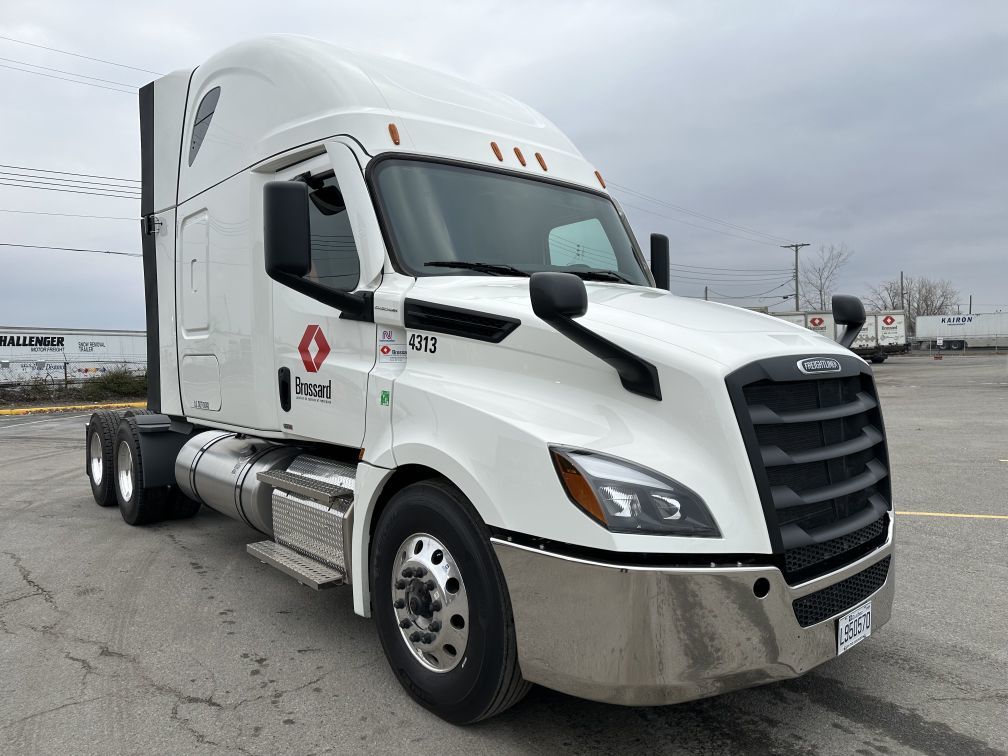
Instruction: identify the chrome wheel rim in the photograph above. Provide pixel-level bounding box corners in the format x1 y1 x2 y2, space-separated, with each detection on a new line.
89 432 103 485
116 440 134 502
391 533 469 673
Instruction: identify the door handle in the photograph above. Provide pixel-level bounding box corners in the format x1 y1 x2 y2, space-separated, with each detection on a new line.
278 367 291 412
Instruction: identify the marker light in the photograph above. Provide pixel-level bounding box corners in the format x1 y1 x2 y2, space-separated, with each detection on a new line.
550 447 720 536
514 147 527 166
535 152 548 171
491 141 504 161
595 170 606 188
388 123 401 145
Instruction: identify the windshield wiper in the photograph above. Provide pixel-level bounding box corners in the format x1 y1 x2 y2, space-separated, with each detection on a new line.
424 260 531 277
562 268 636 284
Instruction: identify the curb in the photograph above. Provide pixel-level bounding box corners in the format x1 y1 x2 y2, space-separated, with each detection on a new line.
0 401 146 417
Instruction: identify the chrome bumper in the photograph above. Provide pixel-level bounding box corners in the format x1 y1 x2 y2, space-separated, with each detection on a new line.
491 524 894 706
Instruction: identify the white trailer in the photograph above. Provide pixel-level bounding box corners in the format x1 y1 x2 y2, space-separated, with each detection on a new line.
82 36 895 723
0 326 146 385
915 312 1008 350
775 311 907 363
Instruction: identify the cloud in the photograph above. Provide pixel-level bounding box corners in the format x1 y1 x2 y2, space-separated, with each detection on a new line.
1 0 1005 329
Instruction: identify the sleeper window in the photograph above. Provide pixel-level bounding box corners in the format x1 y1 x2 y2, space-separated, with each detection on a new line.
188 87 221 166
307 176 361 292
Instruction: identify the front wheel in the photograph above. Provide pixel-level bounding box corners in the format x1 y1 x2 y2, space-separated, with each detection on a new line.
370 480 529 723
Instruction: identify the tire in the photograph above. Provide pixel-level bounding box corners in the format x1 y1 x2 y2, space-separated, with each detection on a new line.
86 411 122 507
122 407 153 418
370 480 530 724
113 416 170 526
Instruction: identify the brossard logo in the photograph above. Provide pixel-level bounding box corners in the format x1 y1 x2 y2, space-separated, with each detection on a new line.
809 317 825 328
295 324 332 403
797 357 842 374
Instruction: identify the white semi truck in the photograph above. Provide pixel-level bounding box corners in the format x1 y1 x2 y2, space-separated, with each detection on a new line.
84 36 895 723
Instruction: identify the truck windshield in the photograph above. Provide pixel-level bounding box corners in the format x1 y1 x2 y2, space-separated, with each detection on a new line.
371 158 650 285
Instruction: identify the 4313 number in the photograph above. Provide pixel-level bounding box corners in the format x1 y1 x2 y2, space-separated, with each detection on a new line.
408 334 437 353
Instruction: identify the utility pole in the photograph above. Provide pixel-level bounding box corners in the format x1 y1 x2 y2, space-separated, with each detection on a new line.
780 243 809 312
900 271 905 313
969 294 972 314
704 285 708 301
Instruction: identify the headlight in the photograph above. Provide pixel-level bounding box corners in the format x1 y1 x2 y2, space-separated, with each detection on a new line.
550 446 720 537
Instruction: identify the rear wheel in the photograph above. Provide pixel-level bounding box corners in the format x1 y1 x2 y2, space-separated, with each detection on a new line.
86 411 122 507
114 417 170 525
371 480 529 723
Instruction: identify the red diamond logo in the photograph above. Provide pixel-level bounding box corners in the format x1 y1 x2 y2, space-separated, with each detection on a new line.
380 345 391 355
297 324 330 373
883 315 896 326
810 317 824 327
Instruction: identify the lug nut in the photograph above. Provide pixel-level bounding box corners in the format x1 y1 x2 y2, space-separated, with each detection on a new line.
422 633 435 644
424 579 436 591
409 631 421 642
395 579 406 589
431 600 442 612
414 566 427 577
399 618 411 629
393 598 405 609
429 620 441 632
402 567 414 578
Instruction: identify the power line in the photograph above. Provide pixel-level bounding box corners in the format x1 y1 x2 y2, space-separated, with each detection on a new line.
0 55 140 88
619 201 782 247
705 281 794 300
610 182 795 244
0 62 134 93
0 180 140 199
0 208 137 221
0 163 139 183
669 262 791 273
0 177 140 197
0 34 163 75
0 243 141 258
0 171 140 192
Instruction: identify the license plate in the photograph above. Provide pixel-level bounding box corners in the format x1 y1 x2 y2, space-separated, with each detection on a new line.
837 601 872 655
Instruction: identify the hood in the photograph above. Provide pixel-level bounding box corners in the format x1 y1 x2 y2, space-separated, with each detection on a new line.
407 277 847 372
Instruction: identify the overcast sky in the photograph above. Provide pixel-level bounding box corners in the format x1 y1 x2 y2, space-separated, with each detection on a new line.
1 0 1005 329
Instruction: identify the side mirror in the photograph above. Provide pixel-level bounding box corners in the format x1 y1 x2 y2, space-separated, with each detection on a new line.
833 294 866 349
264 180 311 277
530 271 588 320
650 233 670 291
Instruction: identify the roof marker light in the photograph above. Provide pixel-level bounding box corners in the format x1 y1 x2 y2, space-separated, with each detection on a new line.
595 170 606 188
388 123 401 145
514 147 527 166
535 152 548 171
490 141 504 161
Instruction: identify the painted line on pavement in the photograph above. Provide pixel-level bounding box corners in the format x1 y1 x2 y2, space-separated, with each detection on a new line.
896 510 1008 520
0 401 144 416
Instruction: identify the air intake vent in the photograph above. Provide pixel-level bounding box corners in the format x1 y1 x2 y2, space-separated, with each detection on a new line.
404 300 520 343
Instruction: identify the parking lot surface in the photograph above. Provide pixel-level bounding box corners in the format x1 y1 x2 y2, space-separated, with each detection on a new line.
1 353 1006 755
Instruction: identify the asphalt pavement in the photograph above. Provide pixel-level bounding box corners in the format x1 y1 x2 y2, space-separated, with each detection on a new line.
1 353 1005 755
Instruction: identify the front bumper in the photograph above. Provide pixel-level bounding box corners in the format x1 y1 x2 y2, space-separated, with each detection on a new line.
491 521 894 706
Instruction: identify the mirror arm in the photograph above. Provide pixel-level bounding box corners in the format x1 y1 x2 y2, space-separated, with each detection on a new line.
267 270 374 322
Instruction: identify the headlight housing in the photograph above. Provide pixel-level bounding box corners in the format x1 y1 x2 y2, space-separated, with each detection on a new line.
550 446 720 537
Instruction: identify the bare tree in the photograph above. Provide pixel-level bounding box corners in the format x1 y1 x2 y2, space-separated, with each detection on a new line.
865 275 959 331
800 244 853 310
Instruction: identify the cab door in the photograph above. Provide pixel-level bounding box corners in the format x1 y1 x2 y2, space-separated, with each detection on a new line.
270 145 379 447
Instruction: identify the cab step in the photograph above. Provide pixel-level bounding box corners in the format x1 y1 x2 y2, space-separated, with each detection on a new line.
247 540 344 589
257 468 353 505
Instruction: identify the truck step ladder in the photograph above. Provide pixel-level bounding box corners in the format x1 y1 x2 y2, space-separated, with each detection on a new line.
247 540 344 589
256 468 353 505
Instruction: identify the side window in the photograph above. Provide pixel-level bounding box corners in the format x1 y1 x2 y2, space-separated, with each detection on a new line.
548 218 617 269
188 87 221 166
307 176 361 292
